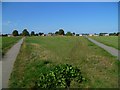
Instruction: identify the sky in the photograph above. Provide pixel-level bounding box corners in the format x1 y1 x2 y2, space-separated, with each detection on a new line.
2 2 118 34
2 0 120 2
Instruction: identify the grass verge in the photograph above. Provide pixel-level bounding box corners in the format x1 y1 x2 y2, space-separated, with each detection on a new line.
2 36 22 55
90 36 119 50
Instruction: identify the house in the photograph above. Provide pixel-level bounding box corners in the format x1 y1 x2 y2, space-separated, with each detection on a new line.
89 34 94 36
8 34 13 37
41 34 46 36
94 34 99 36
104 33 109 36
79 34 82 36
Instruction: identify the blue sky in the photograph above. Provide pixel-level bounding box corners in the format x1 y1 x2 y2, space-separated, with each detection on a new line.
2 2 118 34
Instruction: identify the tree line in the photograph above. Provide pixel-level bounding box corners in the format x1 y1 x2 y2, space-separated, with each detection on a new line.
11 29 76 36
2 28 120 36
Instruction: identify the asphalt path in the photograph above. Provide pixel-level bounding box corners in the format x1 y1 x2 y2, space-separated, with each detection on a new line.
2 38 24 88
86 36 119 60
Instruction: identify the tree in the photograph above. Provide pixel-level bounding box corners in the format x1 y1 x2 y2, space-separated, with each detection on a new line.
19 33 22 36
58 29 64 35
99 33 107 36
72 32 75 36
109 32 116 36
31 31 35 36
35 33 39 36
22 29 29 36
55 31 59 35
76 34 79 36
117 32 120 36
12 30 18 36
66 32 72 36
39 32 44 36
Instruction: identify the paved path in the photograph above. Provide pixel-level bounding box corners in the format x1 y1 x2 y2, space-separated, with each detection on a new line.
0 59 2 89
85 36 120 60
2 38 24 88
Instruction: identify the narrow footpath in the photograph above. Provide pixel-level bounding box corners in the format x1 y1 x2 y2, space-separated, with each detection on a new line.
2 38 24 88
86 36 120 60
0 60 2 89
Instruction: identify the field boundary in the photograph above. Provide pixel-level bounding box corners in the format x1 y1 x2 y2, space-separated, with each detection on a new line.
85 36 119 60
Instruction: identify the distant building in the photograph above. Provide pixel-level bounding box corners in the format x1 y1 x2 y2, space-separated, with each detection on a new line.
79 34 82 36
94 34 99 36
41 34 46 36
89 34 92 36
8 34 13 37
104 33 109 36
88 33 99 36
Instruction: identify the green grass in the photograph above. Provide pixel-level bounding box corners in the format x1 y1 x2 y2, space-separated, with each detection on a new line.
0 37 2 56
9 36 119 88
2 36 22 55
90 36 119 50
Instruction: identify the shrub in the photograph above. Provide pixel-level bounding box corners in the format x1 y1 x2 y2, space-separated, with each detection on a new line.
33 64 84 88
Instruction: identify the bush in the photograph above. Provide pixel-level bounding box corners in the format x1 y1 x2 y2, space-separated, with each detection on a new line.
66 32 72 36
33 64 84 88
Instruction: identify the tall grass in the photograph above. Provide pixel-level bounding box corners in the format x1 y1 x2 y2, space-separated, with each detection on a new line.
9 36 119 88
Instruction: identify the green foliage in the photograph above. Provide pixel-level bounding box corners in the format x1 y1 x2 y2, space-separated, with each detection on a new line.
55 29 65 35
76 34 79 36
22 29 29 36
34 64 84 88
12 30 19 36
31 31 35 36
55 31 59 35
59 29 64 35
66 32 72 36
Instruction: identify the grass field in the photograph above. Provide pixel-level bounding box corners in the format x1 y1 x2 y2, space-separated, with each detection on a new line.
90 36 119 50
0 37 2 56
9 36 119 88
2 37 22 55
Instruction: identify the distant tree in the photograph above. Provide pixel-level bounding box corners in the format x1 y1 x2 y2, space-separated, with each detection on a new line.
99 33 107 36
22 29 29 36
48 32 52 34
39 32 44 36
35 33 39 36
66 32 72 36
55 31 59 35
109 32 116 36
76 34 79 36
48 32 53 36
116 32 120 36
31 31 35 36
2 34 8 36
58 29 64 35
19 33 22 36
12 30 18 36
72 32 75 36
